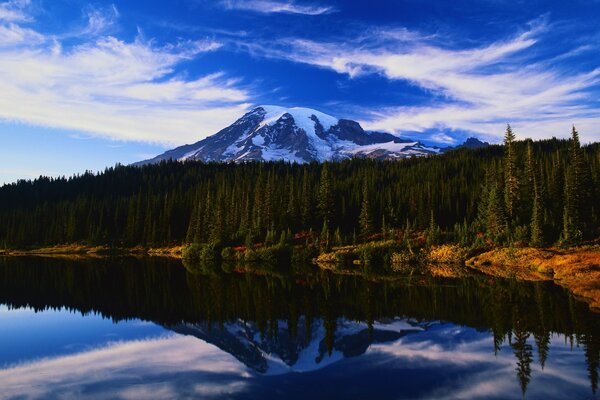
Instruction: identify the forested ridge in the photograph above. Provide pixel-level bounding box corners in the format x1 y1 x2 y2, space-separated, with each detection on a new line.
1 127 599 249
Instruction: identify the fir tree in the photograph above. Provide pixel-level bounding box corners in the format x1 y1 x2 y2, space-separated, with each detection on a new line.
530 182 544 247
426 210 441 246
318 162 334 227
512 327 533 397
486 182 507 242
359 182 373 240
528 142 544 247
563 126 586 244
504 124 519 223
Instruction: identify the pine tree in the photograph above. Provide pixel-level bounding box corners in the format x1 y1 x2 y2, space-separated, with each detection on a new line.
512 326 533 396
528 142 544 247
318 162 334 227
300 171 313 228
504 124 519 224
486 182 507 242
359 182 373 240
426 210 441 246
563 126 586 244
530 181 544 247
320 220 330 252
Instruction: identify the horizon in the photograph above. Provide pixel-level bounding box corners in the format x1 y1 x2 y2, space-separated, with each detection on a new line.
1 0 600 183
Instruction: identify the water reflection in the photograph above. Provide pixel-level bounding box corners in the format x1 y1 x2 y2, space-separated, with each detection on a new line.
0 256 598 399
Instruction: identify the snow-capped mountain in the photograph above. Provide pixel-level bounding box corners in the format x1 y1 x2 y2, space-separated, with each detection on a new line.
136 106 486 165
168 317 427 374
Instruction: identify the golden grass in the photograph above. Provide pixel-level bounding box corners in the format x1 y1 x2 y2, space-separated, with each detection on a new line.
467 246 600 311
425 244 468 264
1 244 184 258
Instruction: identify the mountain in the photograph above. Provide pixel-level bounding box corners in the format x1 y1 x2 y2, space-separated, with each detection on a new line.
452 137 489 149
136 106 486 165
168 317 428 375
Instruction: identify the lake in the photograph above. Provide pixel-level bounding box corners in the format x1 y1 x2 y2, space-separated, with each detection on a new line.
0 256 598 399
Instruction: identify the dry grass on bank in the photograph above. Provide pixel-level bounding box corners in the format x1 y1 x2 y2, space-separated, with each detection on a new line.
0 244 183 258
467 246 600 311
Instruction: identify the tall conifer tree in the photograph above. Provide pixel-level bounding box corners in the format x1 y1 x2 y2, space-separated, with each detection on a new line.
504 124 519 224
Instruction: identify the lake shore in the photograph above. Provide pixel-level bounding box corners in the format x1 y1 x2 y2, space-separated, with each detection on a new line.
0 244 183 258
466 246 600 311
2 242 599 311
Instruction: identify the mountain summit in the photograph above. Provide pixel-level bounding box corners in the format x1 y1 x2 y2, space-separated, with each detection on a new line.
136 106 486 164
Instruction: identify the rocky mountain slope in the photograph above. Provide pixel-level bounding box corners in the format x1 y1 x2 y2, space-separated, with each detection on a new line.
136 106 487 165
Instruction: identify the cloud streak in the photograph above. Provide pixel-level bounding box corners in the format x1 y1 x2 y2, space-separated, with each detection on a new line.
0 0 31 22
0 335 251 399
0 3 252 145
219 0 335 15
239 18 600 143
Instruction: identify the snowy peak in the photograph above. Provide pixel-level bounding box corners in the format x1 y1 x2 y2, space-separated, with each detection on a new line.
135 106 486 165
258 105 339 133
169 317 426 375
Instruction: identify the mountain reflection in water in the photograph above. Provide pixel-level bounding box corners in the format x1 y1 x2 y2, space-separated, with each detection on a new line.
0 256 598 399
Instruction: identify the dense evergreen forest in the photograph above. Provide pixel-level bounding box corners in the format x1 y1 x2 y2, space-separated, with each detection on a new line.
1 127 598 250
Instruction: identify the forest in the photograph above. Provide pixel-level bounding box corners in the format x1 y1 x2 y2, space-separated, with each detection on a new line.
0 126 598 252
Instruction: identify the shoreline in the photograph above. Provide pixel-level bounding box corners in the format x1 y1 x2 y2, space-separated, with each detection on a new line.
2 243 599 311
466 246 600 311
0 244 183 258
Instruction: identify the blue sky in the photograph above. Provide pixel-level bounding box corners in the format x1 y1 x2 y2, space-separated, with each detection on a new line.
0 0 599 183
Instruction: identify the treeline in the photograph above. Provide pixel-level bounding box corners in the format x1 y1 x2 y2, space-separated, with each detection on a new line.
0 128 599 249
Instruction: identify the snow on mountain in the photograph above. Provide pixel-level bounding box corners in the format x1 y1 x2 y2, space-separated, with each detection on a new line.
135 106 486 165
168 317 427 375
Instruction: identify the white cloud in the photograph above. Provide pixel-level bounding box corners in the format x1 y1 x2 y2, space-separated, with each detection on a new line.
0 5 252 145
0 335 250 399
242 19 600 143
219 0 335 15
80 4 120 36
0 0 31 22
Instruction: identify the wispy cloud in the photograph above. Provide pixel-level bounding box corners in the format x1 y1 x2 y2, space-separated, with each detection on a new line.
0 335 250 399
0 3 252 145
219 0 335 15
0 0 31 22
79 4 120 37
239 18 600 143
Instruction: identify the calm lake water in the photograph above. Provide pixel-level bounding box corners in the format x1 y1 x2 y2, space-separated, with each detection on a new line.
0 256 598 400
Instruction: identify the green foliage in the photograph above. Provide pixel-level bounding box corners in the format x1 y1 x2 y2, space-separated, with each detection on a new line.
357 240 399 271
504 124 519 222
562 126 592 245
512 225 529 247
183 243 220 262
426 210 441 246
485 181 507 242
220 246 237 261
317 162 334 226
359 182 373 240
0 136 598 250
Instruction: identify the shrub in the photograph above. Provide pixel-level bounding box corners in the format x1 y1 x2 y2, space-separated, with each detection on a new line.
221 247 236 261
182 243 202 260
426 244 467 264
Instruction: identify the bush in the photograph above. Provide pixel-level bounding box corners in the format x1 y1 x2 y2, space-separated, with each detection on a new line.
315 245 357 267
292 245 318 264
182 243 220 262
221 247 236 261
391 250 421 272
512 225 529 247
358 240 398 271
182 243 202 260
426 244 467 264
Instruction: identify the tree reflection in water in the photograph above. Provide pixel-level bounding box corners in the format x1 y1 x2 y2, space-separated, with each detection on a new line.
0 256 597 396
